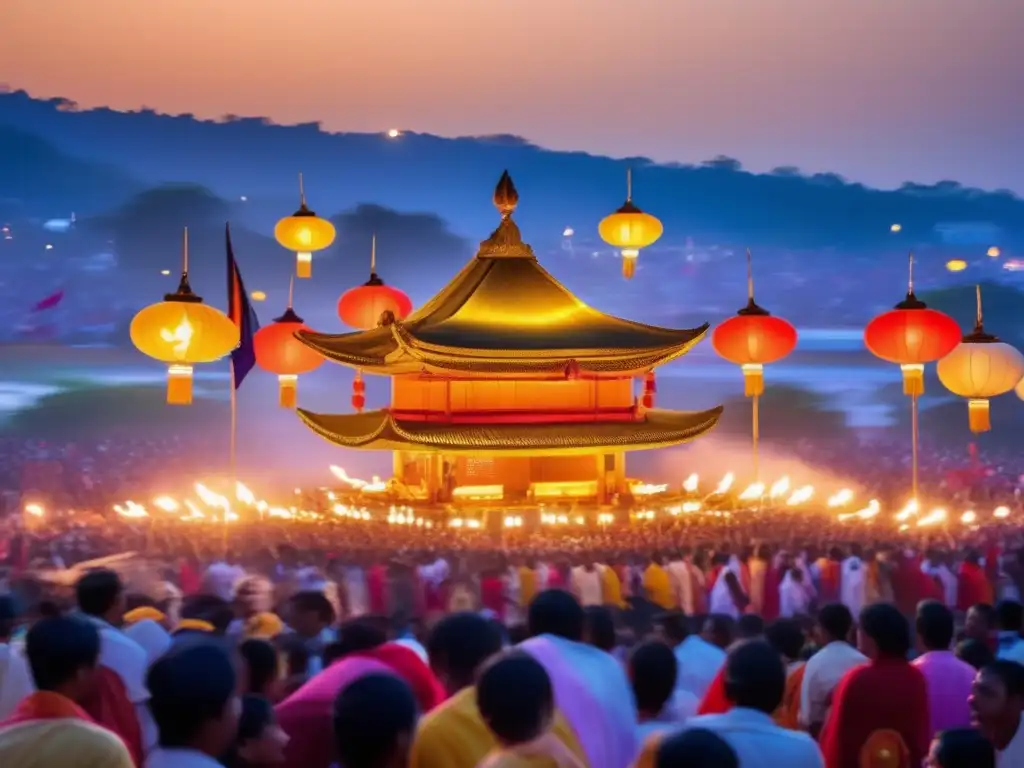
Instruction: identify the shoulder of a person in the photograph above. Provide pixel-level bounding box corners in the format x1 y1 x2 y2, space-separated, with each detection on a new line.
70 718 135 757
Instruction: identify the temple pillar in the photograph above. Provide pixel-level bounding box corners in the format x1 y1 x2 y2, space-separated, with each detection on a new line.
596 453 609 504
393 451 406 483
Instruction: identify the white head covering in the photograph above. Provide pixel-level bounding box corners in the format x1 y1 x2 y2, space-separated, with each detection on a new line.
124 619 172 666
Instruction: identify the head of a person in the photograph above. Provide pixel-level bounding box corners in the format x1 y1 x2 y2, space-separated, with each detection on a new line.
965 604 996 642
25 615 101 703
702 614 736 650
239 639 283 701
765 619 806 663
147 641 240 757
917 600 956 653
527 589 584 642
925 728 995 768
969 660 1024 738
583 606 617 653
288 591 336 638
654 611 689 647
955 638 995 671
0 594 16 642
858 603 911 660
75 568 124 623
426 612 502 695
476 650 554 747
333 673 418 768
722 639 785 714
656 727 738 768
629 641 677 719
995 601 1023 635
179 594 235 635
225 695 289 768
736 614 765 641
815 602 854 646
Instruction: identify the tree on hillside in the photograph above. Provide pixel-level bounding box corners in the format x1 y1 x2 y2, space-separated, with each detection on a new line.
715 385 848 442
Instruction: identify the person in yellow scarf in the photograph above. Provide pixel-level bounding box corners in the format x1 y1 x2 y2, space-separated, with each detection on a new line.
643 555 674 610
244 612 285 640
600 563 626 609
411 613 586 768
519 559 539 609
0 616 134 768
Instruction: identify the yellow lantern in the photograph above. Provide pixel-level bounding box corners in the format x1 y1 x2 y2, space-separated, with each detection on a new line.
598 168 663 279
274 173 335 279
945 259 967 273
937 285 1024 433
987 246 1001 258
130 229 240 405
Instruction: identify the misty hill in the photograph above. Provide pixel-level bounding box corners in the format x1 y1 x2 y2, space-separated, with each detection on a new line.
3 89 1022 252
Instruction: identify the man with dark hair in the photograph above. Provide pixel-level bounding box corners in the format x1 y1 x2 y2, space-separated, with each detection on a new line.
995 600 1024 663
914 600 976 739
334 674 418 768
641 640 823 766
146 642 240 768
819 603 930 768
412 612 583 767
630 641 680 742
799 602 865 735
75 567 151 758
925 728 996 768
287 591 337 677
0 616 134 767
970 659 1024 765
0 594 33 720
521 589 637 768
966 603 998 652
656 728 738 768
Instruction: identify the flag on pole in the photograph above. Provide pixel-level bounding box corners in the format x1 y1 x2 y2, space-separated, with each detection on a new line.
31 289 65 312
226 223 260 388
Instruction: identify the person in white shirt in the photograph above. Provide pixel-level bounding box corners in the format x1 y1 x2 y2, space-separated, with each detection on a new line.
671 640 824 768
840 546 867 618
969 659 1024 768
0 596 34 720
779 567 814 618
667 553 690 612
570 561 603 607
674 616 730 701
799 602 867 736
995 601 1024 664
145 643 240 768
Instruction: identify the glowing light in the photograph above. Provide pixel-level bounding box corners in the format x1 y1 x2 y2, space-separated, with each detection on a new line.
632 482 669 496
994 506 1011 519
714 473 735 494
786 485 814 506
114 501 149 519
738 483 765 501
235 482 256 505
769 477 790 499
44 244 53 250
329 465 369 490
153 496 179 512
597 512 615 525
961 510 977 524
251 291 267 302
451 485 504 501
160 269 171 276
682 501 701 513
890 223 902 232
24 503 44 517
827 489 854 508
503 515 523 528
946 259 968 273
683 473 699 493
988 246 1001 258
917 508 947 527
895 499 919 522
563 227 575 237
160 314 194 357
387 129 401 138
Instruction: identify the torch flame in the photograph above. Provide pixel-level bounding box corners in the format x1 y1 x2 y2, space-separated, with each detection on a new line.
827 489 854 508
160 314 194 357
153 496 179 512
714 473 735 494
683 474 699 493
769 477 790 499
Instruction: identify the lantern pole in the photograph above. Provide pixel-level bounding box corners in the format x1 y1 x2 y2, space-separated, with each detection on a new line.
747 248 760 482
908 253 918 503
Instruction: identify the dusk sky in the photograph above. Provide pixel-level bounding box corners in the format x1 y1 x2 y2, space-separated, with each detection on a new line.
3 0 1021 192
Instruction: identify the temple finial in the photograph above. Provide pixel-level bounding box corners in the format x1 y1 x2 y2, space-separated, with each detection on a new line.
287 274 294 310
626 168 633 203
494 171 519 219
298 172 306 207
182 226 189 275
746 248 754 302
370 233 377 274
908 252 915 295
975 284 983 331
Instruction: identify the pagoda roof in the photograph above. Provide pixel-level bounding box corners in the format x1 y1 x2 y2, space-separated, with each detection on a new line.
298 172 708 377
296 406 723 455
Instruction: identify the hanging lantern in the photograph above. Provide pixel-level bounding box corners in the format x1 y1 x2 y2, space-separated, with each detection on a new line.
337 235 413 330
130 229 239 405
937 285 1024 433
946 259 968 273
598 168 663 279
711 250 797 397
274 173 336 279
864 255 961 396
351 371 366 413
253 283 324 408
641 371 657 408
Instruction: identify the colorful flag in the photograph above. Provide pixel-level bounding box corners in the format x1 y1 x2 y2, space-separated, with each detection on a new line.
226 223 260 388
30 289 64 312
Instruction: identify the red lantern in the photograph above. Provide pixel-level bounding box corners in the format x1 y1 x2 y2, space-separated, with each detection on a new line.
254 307 324 408
641 371 657 409
712 309 797 397
351 370 366 413
338 236 412 330
864 296 961 396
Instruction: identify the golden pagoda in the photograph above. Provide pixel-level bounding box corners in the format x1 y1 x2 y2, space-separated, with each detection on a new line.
296 172 722 503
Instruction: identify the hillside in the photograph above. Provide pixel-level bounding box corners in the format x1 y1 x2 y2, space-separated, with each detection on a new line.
2 89 1022 251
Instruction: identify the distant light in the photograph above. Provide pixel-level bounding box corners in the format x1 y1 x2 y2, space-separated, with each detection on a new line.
251 290 267 301
988 246 1001 258
1002 259 1024 272
890 223 902 233
946 259 968 273
387 129 401 138
160 269 171 276
240 195 248 202
44 244 53 250
563 227 574 237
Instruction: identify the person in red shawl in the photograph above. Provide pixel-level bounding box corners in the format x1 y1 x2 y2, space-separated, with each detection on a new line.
276 641 444 768
958 551 993 613
0 615 134 768
817 550 843 605
819 603 930 768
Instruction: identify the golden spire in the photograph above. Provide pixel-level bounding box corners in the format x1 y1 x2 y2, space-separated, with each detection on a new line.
477 171 534 259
